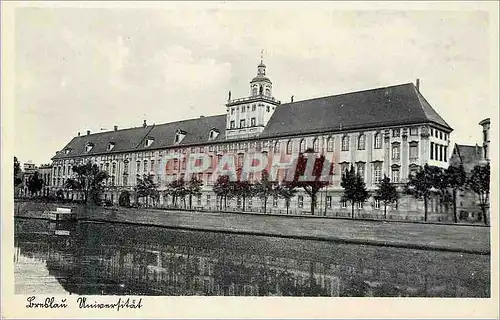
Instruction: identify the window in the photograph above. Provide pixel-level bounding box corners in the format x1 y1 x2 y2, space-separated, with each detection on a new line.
230 121 235 129
392 129 400 137
197 195 202 206
151 160 155 172
85 143 93 152
439 131 443 139
444 146 448 161
63 166 66 175
341 136 349 151
123 175 128 186
240 119 246 128
209 155 214 169
286 140 292 154
356 163 365 181
326 196 332 208
173 159 179 170
374 133 382 149
266 106 270 112
313 138 319 152
358 134 365 150
341 163 350 175
430 128 433 136
251 118 256 126
206 195 211 206
274 141 280 153
439 145 443 161
392 144 400 160
341 201 347 209
391 168 400 183
374 200 380 209
108 143 115 151
123 161 129 174
374 163 382 184
182 158 186 170
209 145 214 152
435 130 439 138
327 137 334 152
298 195 304 208
145 138 154 147
112 163 116 174
357 202 363 209
299 139 306 153
410 127 419 136
231 108 235 115
273 197 278 207
143 160 147 172
435 144 439 161
409 142 418 160
252 104 256 111
241 106 245 113
430 142 434 160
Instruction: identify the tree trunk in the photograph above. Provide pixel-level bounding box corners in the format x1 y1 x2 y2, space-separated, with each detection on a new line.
453 189 457 223
242 196 246 212
286 200 289 215
424 196 428 222
310 194 316 215
351 202 355 219
263 197 267 213
189 195 192 210
481 204 488 226
384 203 387 219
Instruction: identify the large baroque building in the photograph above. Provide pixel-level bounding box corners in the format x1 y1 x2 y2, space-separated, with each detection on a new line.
51 58 453 219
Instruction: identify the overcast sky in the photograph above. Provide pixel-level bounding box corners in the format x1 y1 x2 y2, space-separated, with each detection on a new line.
13 3 496 165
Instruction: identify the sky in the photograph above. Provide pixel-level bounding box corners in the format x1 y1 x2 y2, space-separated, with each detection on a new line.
13 3 497 165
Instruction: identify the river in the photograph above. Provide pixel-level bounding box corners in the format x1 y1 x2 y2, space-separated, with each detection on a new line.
14 218 490 297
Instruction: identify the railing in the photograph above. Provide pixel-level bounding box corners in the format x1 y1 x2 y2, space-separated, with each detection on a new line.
226 94 281 105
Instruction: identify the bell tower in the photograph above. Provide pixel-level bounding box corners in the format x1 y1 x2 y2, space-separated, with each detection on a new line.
225 50 281 140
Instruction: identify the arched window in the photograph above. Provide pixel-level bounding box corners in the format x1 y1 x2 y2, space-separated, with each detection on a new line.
299 139 306 153
327 137 334 152
313 138 319 152
357 134 365 150
259 85 263 95
374 132 382 149
341 136 349 151
252 86 258 96
265 88 271 96
274 141 280 153
286 140 292 154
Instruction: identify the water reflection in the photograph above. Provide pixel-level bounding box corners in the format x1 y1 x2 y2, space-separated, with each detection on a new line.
14 218 490 297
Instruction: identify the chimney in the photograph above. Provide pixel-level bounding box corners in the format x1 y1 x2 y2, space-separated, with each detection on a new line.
416 78 420 92
143 120 147 128
291 95 294 103
200 115 205 118
114 125 118 131
77 132 80 137
86 130 90 136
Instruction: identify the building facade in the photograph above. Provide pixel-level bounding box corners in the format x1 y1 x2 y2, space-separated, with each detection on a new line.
449 118 490 222
51 59 453 219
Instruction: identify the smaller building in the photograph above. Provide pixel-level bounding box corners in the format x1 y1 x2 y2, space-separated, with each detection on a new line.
19 162 52 197
39 164 53 196
449 118 490 222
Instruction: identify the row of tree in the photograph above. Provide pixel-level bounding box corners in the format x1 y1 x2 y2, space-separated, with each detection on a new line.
14 152 490 224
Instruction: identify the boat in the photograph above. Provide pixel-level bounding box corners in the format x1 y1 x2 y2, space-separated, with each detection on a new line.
48 207 76 221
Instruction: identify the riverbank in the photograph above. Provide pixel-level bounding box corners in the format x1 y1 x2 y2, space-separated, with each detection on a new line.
15 201 489 255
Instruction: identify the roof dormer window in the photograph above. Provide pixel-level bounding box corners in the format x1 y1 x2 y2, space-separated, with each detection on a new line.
64 148 72 155
209 129 220 141
85 143 94 153
107 142 115 151
145 137 154 147
175 129 186 144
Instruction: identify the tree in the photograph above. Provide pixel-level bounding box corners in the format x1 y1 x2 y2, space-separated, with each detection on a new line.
231 179 254 212
445 164 467 223
290 148 332 215
341 165 369 218
405 164 443 222
14 157 23 187
213 175 232 210
275 181 297 215
185 176 203 210
468 163 490 225
253 170 277 213
135 174 159 207
26 171 44 197
64 161 108 205
118 190 131 207
165 178 186 207
374 175 399 219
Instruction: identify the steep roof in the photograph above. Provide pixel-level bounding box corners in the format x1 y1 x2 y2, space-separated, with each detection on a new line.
53 115 227 160
451 144 484 172
261 83 452 138
52 82 452 160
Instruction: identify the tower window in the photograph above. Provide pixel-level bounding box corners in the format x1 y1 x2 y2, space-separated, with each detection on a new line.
266 106 270 112
230 121 235 129
251 118 256 126
252 105 256 111
240 119 246 128
231 108 234 115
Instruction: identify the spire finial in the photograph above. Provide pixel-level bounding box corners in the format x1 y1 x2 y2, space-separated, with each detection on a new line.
260 49 264 62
